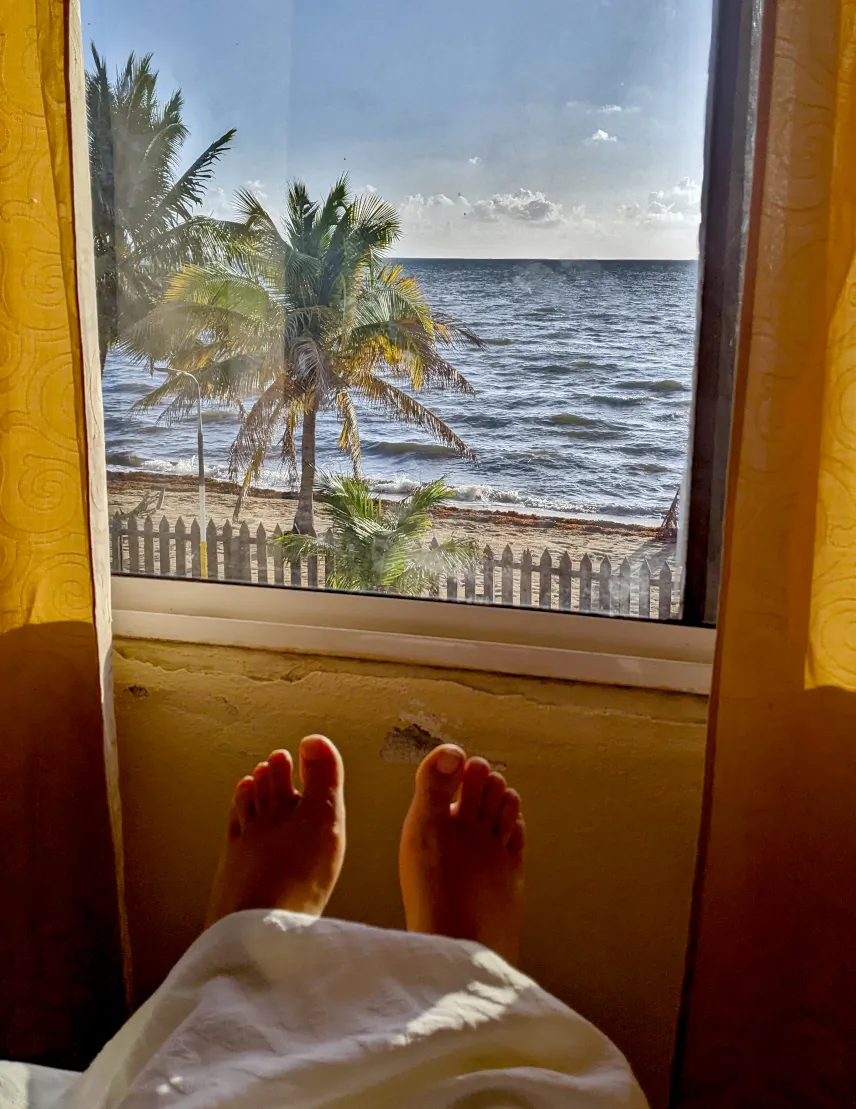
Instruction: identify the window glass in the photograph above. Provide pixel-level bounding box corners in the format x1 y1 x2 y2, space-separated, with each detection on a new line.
87 0 714 620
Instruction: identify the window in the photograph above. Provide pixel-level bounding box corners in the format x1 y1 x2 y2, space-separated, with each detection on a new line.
85 0 756 667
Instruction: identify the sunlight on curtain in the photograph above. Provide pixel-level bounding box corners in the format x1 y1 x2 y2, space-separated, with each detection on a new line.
0 0 127 1066
674 0 856 1104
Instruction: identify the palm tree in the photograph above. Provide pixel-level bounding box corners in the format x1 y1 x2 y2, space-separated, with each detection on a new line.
277 475 477 595
129 178 480 534
86 47 236 373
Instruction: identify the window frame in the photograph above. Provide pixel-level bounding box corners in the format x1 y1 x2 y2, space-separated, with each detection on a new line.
112 575 715 694
104 0 756 689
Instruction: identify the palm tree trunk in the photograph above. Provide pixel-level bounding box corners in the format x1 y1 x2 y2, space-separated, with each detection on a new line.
99 330 109 376
294 404 318 535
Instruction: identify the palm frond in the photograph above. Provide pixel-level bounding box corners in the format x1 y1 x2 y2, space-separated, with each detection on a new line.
336 391 362 474
147 128 236 227
353 377 476 460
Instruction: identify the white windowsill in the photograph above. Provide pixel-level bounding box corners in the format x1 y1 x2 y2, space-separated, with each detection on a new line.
111 576 715 695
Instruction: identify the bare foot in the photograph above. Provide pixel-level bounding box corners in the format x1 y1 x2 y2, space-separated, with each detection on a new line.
205 735 346 928
399 745 525 965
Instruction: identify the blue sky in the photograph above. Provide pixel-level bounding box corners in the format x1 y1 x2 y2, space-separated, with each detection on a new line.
81 0 713 258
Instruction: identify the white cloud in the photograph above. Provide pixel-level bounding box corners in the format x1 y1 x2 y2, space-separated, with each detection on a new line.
467 188 567 225
621 177 702 227
565 100 639 116
399 193 460 228
468 156 482 165
363 184 378 193
586 129 618 145
206 187 233 219
399 188 586 235
245 178 268 200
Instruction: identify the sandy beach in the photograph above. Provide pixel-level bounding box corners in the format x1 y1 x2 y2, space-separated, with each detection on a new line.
107 471 677 571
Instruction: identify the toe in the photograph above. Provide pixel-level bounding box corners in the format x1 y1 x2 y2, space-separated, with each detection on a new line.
267 749 296 811
507 817 526 857
479 772 507 826
253 762 272 814
413 745 466 816
497 789 521 843
227 798 241 838
457 757 491 821
299 735 344 808
234 776 256 828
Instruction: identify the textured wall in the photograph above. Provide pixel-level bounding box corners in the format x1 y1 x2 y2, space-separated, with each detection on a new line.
114 638 707 1108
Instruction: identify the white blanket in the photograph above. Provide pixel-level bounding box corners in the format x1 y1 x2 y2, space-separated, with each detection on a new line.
22 911 649 1108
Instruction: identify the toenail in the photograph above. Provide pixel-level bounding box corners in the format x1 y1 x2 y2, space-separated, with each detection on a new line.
436 749 464 775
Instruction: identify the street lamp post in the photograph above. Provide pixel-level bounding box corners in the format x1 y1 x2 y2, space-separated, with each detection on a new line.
172 370 208 578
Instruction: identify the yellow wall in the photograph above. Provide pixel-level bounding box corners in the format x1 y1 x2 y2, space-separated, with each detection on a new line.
114 637 707 1107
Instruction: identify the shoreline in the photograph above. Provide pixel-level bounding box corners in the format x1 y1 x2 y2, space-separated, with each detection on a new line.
107 470 677 569
106 470 661 535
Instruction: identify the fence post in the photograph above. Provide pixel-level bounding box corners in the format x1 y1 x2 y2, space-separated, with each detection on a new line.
464 561 476 603
256 524 268 585
206 519 218 579
324 529 336 589
447 571 459 601
190 519 201 578
483 546 495 604
580 554 592 611
619 558 631 615
128 514 139 573
158 516 171 576
520 549 533 607
239 522 252 582
659 563 673 620
428 538 440 598
110 513 121 572
639 559 652 619
222 521 233 580
501 545 514 605
272 525 284 585
290 546 301 587
307 547 319 589
539 549 552 609
599 556 612 613
175 517 187 577
559 552 572 610
143 515 154 575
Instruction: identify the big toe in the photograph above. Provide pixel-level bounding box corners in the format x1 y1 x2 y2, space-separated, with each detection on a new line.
413 744 466 816
299 735 344 808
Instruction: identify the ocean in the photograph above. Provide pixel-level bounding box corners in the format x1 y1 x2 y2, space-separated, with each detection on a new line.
103 259 698 527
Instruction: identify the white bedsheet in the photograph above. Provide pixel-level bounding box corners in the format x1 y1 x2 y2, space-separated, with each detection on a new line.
17 911 649 1108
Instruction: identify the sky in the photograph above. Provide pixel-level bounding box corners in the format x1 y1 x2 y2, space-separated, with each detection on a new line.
81 0 713 259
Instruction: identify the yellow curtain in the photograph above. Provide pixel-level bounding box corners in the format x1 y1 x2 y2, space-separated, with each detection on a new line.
675 0 856 1104
0 0 127 1067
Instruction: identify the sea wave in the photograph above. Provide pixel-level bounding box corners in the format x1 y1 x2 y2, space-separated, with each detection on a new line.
105 451 150 468
617 378 688 393
589 394 647 408
367 476 523 507
549 413 603 428
105 453 671 525
368 441 463 460
482 337 513 346
450 484 524 505
570 359 617 370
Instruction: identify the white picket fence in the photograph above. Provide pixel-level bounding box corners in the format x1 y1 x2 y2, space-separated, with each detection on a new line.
110 512 681 620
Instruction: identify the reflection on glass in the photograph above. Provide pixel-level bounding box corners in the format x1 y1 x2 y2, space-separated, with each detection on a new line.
87 0 712 620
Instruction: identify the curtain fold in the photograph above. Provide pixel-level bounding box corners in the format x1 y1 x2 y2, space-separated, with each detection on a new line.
0 0 127 1067
674 0 856 1104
